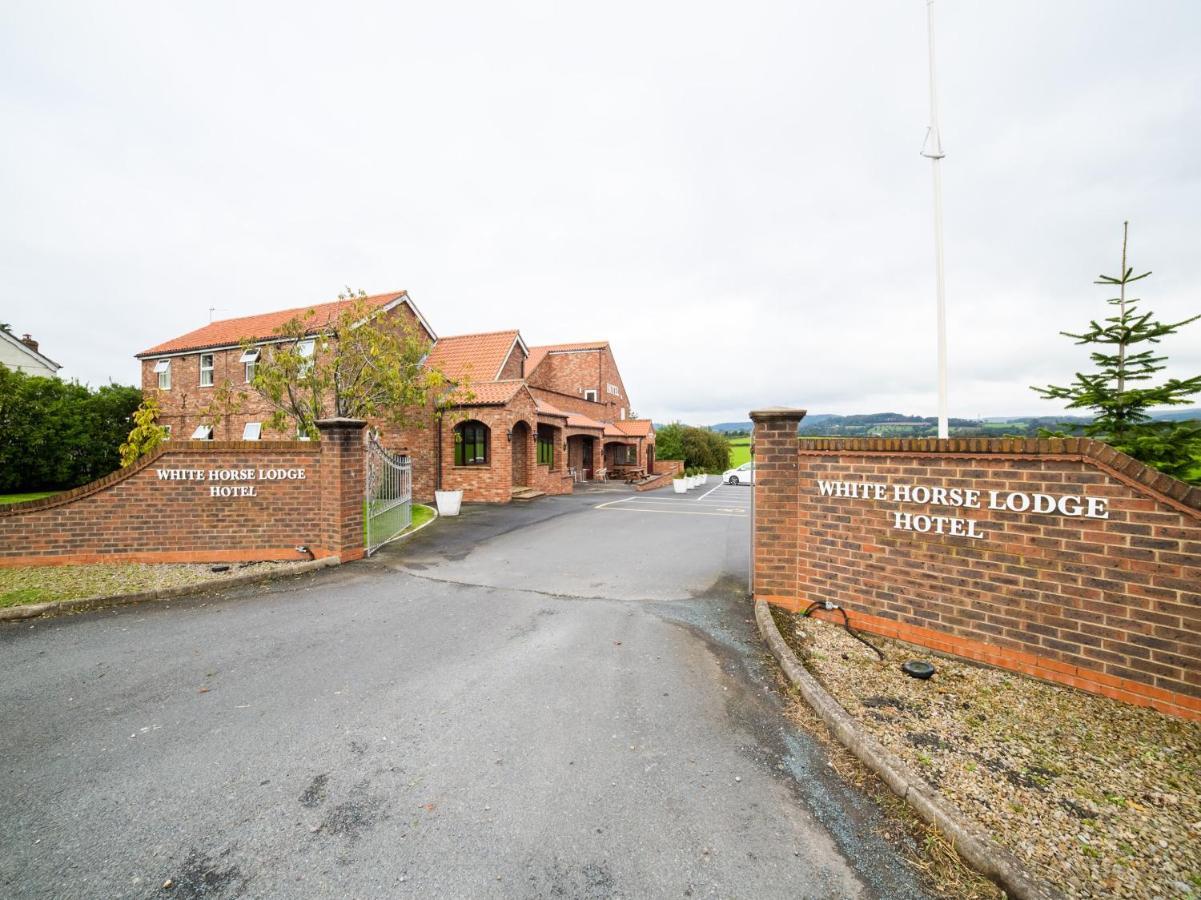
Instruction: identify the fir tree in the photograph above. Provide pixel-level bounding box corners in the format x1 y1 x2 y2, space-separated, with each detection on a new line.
1033 222 1201 482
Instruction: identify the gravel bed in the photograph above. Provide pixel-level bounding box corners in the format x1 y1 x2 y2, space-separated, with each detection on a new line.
0 561 289 608
785 614 1201 899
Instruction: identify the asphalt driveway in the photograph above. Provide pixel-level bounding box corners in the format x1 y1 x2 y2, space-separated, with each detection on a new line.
1 485 930 899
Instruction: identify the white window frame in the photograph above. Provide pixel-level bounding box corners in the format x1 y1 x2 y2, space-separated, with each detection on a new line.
199 353 214 387
297 339 315 375
162 424 172 439
191 424 214 440
240 347 260 383
153 359 171 390
607 383 620 397
583 389 598 402
242 421 262 440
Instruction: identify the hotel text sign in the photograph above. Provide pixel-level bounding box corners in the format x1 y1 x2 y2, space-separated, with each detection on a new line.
156 468 306 497
816 479 1109 539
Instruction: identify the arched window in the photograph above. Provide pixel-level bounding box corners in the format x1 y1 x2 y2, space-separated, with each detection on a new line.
454 421 489 466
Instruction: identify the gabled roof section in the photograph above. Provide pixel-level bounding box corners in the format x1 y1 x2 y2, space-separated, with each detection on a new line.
445 379 526 407
427 330 526 382
137 290 433 357
0 329 61 371
525 341 609 376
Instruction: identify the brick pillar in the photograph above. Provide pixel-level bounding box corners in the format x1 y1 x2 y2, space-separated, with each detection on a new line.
591 439 604 479
750 408 806 608
317 418 368 562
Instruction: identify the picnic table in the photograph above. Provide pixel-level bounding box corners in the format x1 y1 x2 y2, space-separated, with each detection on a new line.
610 465 647 483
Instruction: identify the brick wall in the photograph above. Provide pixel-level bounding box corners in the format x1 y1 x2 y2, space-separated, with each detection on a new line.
0 420 367 566
141 302 427 442
654 459 684 477
526 347 629 420
751 409 1201 721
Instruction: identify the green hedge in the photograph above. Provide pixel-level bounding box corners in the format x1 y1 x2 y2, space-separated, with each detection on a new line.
0 365 141 492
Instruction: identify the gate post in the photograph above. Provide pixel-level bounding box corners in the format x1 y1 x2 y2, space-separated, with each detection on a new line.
749 408 806 609
317 418 368 562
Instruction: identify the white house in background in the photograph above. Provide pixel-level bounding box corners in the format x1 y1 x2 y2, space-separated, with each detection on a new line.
0 329 61 377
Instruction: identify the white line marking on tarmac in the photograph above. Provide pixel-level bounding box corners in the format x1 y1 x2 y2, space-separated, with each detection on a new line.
596 506 746 518
698 483 724 500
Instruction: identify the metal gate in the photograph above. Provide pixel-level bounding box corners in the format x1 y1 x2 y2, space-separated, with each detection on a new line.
365 436 412 556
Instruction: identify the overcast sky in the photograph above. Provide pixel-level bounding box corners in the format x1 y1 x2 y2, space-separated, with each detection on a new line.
2 1 1198 424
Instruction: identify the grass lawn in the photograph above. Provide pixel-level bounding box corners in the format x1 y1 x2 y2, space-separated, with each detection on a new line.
728 438 751 468
364 501 436 544
0 562 286 609
0 492 58 504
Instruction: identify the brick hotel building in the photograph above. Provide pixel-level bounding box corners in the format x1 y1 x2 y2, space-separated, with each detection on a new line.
136 291 655 503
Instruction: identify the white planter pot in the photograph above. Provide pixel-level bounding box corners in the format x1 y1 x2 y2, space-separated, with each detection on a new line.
434 489 463 516
697 473 708 485
672 479 687 494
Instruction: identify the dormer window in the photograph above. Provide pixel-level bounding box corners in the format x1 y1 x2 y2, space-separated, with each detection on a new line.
153 359 171 390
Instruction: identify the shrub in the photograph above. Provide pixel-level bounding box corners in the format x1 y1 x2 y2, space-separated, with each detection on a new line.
0 365 141 492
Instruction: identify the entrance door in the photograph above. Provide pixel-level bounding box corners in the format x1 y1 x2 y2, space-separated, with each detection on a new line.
511 421 531 487
581 436 594 479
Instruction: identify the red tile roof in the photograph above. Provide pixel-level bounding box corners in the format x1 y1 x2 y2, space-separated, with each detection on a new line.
525 341 609 375
611 419 654 437
426 330 523 383
138 291 421 356
565 413 606 431
534 398 569 419
445 379 526 406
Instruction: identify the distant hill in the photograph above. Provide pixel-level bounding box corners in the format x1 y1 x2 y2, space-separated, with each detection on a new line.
692 409 1201 438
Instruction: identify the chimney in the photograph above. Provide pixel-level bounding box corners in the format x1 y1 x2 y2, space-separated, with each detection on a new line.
20 334 40 353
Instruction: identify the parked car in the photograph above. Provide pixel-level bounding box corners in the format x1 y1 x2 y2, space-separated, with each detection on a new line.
723 462 755 485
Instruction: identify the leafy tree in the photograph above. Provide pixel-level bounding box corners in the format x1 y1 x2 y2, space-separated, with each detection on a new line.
120 397 168 465
248 289 448 439
655 422 730 472
1033 223 1201 481
200 379 249 440
0 365 141 491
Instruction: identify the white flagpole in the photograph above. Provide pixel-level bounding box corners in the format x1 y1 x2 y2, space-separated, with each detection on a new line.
920 0 949 439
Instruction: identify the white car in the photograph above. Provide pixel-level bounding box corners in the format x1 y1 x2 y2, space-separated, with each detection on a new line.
723 462 755 485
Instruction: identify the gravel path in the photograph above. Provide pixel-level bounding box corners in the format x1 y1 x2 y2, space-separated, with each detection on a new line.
789 614 1201 900
0 562 288 608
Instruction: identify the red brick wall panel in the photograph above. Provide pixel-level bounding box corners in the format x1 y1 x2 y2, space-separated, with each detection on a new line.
0 421 369 566
751 417 1201 720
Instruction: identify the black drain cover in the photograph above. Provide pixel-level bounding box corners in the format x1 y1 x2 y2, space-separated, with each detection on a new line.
902 660 936 679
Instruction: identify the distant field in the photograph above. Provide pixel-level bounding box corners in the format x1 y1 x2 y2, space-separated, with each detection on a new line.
728 438 751 467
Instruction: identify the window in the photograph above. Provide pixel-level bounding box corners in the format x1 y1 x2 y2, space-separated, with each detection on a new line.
162 424 172 439
191 424 214 440
454 421 489 466
607 383 620 397
297 339 315 374
199 353 214 386
240 348 260 383
537 431 554 466
243 422 262 440
583 389 598 402
153 359 171 390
